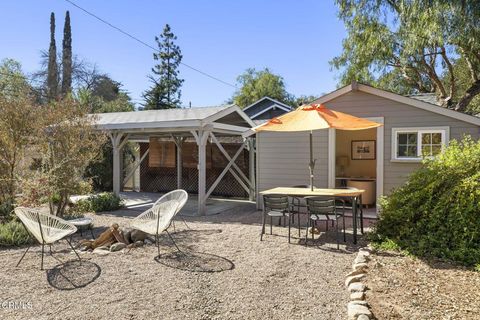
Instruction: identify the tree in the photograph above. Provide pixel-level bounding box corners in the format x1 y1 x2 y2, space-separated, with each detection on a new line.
33 99 106 216
0 60 41 215
332 0 480 114
231 68 294 108
61 11 72 97
143 24 184 109
47 12 59 101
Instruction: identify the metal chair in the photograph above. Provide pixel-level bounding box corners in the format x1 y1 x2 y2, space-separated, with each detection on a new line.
260 194 291 243
290 185 310 237
336 187 364 234
153 189 190 231
305 196 345 249
132 190 188 257
15 207 81 270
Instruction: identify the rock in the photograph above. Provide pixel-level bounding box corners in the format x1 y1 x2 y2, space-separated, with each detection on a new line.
354 254 368 265
130 229 148 242
358 249 371 257
345 274 366 287
122 228 133 244
357 315 370 320
110 242 127 252
348 282 366 293
347 268 367 277
134 240 144 247
353 263 369 272
347 303 372 320
349 300 368 306
92 247 110 255
350 292 365 301
144 238 154 245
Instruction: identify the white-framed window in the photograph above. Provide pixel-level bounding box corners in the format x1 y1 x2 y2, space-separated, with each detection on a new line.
391 127 449 162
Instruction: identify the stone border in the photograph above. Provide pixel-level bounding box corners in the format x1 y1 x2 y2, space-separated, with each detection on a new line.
346 245 374 320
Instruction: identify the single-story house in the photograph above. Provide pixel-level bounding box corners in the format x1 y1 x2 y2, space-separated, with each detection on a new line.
252 82 480 210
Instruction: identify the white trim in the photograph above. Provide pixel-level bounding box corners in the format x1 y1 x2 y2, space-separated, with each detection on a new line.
391 126 450 162
243 96 293 112
204 104 256 128
366 117 384 212
313 83 480 127
249 103 291 119
328 128 336 188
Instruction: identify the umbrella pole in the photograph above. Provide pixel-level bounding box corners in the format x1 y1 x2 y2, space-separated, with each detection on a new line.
309 131 315 191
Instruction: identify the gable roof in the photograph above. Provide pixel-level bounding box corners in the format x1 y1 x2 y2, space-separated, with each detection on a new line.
243 96 292 114
93 104 255 134
312 82 480 126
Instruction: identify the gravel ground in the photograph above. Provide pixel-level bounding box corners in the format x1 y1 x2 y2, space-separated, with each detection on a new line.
0 209 366 320
366 251 480 319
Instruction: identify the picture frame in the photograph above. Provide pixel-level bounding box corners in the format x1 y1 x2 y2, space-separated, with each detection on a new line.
351 140 376 160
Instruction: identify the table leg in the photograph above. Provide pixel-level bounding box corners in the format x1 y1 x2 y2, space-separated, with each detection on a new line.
352 196 358 244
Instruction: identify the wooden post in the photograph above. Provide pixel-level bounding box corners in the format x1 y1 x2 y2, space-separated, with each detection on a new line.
248 138 256 201
172 136 185 189
109 132 129 196
192 130 210 216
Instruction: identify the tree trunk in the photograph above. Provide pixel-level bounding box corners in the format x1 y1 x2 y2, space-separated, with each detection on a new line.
455 80 480 113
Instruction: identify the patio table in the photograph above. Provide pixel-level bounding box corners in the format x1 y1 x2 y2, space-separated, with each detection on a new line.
259 187 364 244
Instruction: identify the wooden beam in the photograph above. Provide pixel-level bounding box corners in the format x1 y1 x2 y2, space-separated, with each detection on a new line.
109 132 128 196
205 143 245 199
122 147 149 186
210 132 252 188
248 138 256 201
171 135 186 189
192 130 210 216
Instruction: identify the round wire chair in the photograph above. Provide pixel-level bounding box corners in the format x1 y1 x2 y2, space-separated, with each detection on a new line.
153 189 189 231
15 207 81 270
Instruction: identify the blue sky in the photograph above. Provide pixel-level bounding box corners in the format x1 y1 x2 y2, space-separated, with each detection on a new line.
1 0 346 107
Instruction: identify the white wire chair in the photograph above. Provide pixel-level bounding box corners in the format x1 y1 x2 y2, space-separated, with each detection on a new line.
15 207 81 270
153 189 189 231
131 189 188 256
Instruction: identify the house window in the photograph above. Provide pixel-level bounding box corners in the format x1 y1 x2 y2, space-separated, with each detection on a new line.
392 127 448 161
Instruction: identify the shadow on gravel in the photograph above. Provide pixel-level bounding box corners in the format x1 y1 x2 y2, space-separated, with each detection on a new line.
154 250 235 273
46 260 101 290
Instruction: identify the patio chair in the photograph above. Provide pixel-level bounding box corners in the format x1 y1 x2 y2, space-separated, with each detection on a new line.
305 196 345 249
132 189 188 256
153 189 189 231
290 184 311 237
336 187 364 234
15 207 81 270
260 194 291 243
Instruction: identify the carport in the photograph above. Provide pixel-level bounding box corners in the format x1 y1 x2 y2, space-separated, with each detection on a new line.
92 105 256 215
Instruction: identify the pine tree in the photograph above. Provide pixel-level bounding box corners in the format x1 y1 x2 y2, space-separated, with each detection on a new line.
47 12 58 101
143 24 184 109
61 11 72 97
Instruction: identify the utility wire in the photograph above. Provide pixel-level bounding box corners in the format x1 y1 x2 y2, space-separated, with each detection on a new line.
63 0 237 88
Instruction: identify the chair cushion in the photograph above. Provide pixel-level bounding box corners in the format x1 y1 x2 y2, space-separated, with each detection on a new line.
309 214 330 221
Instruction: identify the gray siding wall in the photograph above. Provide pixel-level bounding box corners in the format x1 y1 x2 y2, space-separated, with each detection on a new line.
321 91 480 193
256 130 329 207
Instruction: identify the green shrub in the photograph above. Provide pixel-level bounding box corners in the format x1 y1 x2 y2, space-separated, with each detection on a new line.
371 137 480 267
0 220 33 246
74 192 123 213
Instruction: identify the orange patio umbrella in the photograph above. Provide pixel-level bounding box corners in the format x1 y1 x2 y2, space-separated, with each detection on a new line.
253 104 383 190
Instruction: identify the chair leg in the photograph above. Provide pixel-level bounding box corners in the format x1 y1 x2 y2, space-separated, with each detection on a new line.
90 228 95 239
165 230 181 253
360 207 364 234
270 216 273 235
288 215 291 244
180 216 191 229
335 218 339 250
305 219 309 246
40 243 45 270
16 245 31 267
66 238 81 262
155 234 160 257
260 212 266 241
298 214 301 238
343 214 346 242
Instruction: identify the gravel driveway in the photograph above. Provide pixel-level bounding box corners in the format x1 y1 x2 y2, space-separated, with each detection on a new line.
0 208 363 320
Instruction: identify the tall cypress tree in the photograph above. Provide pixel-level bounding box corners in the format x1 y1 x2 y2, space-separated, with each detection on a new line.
143 24 184 109
61 11 72 97
47 12 58 101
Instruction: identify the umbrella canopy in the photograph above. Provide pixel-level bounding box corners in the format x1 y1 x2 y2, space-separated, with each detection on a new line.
253 104 381 132
253 104 383 190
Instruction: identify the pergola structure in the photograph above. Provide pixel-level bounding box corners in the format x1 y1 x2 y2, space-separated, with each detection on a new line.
93 105 256 215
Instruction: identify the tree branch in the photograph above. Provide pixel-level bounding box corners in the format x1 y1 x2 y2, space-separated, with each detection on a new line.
455 80 480 112
440 46 455 104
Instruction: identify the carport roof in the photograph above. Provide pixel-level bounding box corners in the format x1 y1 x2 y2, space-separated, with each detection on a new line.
92 104 254 136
